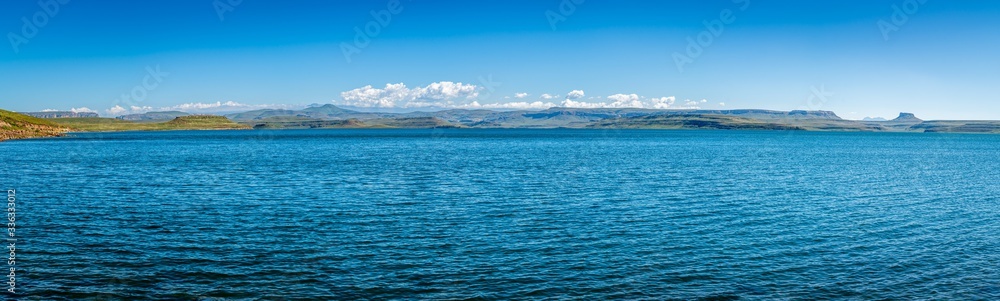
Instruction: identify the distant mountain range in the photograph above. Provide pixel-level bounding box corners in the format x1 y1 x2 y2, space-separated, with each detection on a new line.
7 106 1000 136
22 111 100 118
218 105 852 129
214 105 998 133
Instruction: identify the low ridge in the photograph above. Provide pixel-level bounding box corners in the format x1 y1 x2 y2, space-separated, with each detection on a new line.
21 111 100 118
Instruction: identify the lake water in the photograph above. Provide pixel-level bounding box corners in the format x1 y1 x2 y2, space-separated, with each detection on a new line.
2 129 999 300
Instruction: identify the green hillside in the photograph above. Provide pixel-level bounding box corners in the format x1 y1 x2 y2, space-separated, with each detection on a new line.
0 109 70 141
52 115 251 132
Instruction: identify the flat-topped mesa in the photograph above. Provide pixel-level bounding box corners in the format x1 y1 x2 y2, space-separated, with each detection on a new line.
21 111 99 118
656 109 843 120
892 112 922 122
788 110 842 120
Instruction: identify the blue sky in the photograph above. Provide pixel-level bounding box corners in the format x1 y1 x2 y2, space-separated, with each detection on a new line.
1 0 998 119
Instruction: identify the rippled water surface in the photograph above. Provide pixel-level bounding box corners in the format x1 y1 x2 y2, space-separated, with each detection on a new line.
2 129 999 300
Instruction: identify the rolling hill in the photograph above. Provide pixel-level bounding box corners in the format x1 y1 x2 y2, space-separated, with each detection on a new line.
51 115 251 132
0 109 71 141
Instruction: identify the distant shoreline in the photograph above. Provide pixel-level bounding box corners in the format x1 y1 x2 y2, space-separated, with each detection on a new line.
7 125 999 143
4 107 1000 142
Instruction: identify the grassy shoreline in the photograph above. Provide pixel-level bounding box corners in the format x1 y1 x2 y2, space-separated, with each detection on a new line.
0 109 71 141
53 116 251 132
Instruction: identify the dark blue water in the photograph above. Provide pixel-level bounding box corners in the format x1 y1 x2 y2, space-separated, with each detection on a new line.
2 129 999 300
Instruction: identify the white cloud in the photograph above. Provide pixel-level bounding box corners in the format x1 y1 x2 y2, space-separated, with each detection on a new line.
719 102 726 107
560 99 610 109
411 81 479 101
338 82 481 108
339 83 411 108
556 94 682 109
102 101 295 117
93 88 701 115
649 97 676 109
106 106 126 116
105 105 154 116
167 101 245 111
560 94 652 109
679 99 703 109
162 101 296 113
70 107 97 113
606 94 644 107
39 108 97 113
459 101 557 110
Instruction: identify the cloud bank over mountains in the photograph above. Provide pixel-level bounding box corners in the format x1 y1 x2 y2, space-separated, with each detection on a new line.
102 101 298 116
339 82 481 109
54 81 712 116
42 107 99 114
335 82 707 111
